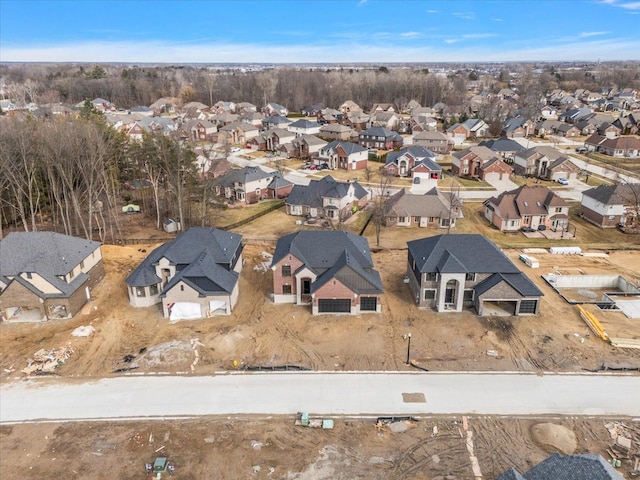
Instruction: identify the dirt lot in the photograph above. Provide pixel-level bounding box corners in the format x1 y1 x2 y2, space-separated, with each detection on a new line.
1 416 638 479
2 216 640 479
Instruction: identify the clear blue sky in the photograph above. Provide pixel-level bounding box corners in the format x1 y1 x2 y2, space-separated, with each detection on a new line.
1 0 639 63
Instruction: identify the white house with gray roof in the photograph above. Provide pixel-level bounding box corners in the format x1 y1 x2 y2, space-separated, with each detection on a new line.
125 227 243 319
0 232 104 322
407 234 543 315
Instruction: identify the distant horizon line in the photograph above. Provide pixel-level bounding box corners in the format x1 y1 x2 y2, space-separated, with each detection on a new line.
2 60 638 66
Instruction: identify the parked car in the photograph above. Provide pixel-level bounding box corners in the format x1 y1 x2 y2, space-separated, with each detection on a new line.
557 177 569 185
230 147 241 153
575 147 587 153
309 164 318 170
318 163 329 170
520 227 535 233
300 162 313 169
537 225 546 231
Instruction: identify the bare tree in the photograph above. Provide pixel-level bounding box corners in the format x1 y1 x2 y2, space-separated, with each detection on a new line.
370 169 396 247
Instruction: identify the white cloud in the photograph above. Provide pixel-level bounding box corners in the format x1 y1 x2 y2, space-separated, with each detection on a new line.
578 31 610 37
400 31 422 38
426 9 438 13
444 39 463 44
358 0 368 5
618 1 640 8
492 18 503 22
452 12 475 20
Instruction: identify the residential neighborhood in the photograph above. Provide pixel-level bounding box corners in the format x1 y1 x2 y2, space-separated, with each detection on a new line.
1 25 640 480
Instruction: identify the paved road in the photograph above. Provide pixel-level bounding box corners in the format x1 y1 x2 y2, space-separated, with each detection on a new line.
1 372 639 423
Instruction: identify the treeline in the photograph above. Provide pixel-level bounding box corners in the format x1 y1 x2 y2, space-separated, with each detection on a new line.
1 63 639 113
0 111 209 241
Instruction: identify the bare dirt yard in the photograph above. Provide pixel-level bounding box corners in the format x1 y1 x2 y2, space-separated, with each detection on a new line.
2 416 638 479
2 214 640 479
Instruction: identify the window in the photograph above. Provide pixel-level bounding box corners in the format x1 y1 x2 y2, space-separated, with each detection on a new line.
80 260 85 269
136 287 146 297
424 289 436 300
425 272 437 281
399 216 408 223
555 207 562 213
150 284 159 296
69 269 75 279
180 285 184 291
282 284 292 294
463 289 474 302
465 273 476 281
413 216 420 223
282 265 291 277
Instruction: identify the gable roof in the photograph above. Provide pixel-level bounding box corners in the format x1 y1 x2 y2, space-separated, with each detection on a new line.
582 183 640 205
479 137 526 153
407 234 542 296
408 234 521 274
0 232 101 298
485 186 568 217
161 249 238 296
322 140 367 155
288 119 320 129
271 231 382 294
386 146 439 169
125 227 242 288
385 188 458 218
286 176 367 208
453 146 499 164
212 166 276 188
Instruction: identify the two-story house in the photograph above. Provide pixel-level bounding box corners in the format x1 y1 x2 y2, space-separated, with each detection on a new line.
271 230 383 315
382 146 442 187
317 141 368 170
291 134 327 160
451 146 512 181
287 119 322 137
0 232 104 322
406 234 543 315
358 127 403 150
484 186 570 232
412 130 453 154
514 146 580 180
580 184 640 228
126 228 243 319
285 175 369 221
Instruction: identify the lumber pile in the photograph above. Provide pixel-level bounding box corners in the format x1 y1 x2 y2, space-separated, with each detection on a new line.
577 306 609 341
22 344 74 375
605 421 640 472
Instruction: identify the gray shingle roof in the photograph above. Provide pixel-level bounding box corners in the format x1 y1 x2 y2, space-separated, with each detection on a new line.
126 227 242 287
0 232 101 298
286 176 367 209
479 137 526 153
323 140 367 155
160 250 239 296
516 453 623 480
271 231 382 294
408 234 521 274
582 183 640 205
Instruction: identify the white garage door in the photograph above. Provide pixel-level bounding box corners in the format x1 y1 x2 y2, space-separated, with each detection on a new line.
484 172 501 182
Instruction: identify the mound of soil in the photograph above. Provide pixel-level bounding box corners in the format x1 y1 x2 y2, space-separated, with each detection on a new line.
530 423 577 454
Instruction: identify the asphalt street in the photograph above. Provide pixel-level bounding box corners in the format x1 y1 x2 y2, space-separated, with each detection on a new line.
1 372 639 423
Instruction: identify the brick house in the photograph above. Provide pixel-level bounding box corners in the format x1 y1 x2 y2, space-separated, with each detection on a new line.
291 134 327 160
0 232 104 322
271 231 383 315
125 227 243 319
285 175 368 221
580 184 640 228
213 166 293 204
406 234 543 315
451 146 511 181
383 146 441 188
317 141 368 170
484 185 570 232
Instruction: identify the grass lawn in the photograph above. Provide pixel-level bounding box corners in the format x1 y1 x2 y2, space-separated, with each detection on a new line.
439 173 493 190
207 199 284 229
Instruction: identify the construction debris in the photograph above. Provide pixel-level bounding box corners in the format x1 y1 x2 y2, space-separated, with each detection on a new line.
295 412 334 429
22 344 74 375
71 325 95 337
577 306 609 341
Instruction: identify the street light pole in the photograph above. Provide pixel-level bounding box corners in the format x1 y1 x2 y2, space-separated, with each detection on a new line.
406 333 412 365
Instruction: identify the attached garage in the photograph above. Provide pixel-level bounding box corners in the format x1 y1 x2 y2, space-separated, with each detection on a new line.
318 299 351 314
360 297 378 312
478 300 517 316
483 172 507 182
518 299 539 315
